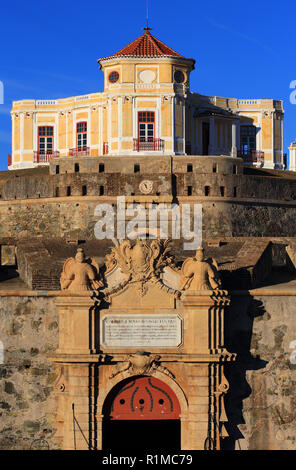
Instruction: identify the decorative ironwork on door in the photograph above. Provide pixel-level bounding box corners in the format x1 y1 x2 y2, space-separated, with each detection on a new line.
105 376 181 420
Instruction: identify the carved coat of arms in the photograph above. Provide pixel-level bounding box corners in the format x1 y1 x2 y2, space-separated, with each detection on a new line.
106 238 175 295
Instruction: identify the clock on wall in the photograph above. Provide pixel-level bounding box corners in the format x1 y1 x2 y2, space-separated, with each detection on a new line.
139 180 153 194
174 70 185 84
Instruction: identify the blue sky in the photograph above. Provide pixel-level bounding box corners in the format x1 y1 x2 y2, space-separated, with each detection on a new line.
0 0 295 170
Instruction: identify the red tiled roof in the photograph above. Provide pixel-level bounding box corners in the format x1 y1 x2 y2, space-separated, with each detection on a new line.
101 30 184 59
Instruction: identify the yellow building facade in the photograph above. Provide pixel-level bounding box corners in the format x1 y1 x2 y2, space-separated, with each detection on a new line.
289 141 296 171
10 29 284 170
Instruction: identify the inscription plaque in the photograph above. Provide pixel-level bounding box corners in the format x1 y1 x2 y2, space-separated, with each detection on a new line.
101 314 183 348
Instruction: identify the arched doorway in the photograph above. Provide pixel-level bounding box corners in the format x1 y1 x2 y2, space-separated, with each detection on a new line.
102 375 181 450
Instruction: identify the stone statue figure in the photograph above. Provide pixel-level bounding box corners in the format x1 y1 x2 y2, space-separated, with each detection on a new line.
179 247 221 291
60 248 103 291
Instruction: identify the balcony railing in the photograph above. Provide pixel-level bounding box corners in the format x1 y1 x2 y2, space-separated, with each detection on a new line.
133 138 164 152
238 150 264 164
33 151 60 163
69 146 90 157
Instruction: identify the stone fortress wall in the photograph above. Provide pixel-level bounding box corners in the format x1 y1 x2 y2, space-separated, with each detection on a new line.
1 156 296 240
0 296 60 450
0 291 296 450
1 154 296 450
4 155 296 201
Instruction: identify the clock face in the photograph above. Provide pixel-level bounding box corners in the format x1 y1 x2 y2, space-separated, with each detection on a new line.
139 180 153 194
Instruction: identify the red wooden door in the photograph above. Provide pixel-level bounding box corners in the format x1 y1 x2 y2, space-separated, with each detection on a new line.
105 376 181 421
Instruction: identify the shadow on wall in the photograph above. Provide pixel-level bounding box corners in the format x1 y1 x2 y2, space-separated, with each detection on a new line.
222 294 268 450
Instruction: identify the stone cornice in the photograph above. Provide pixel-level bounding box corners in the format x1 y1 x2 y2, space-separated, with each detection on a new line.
1 288 296 297
98 56 195 69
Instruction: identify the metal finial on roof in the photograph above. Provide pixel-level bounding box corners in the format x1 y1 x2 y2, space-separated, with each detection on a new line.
143 0 152 31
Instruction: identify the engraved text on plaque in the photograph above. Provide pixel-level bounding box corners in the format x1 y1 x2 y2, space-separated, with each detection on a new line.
101 314 183 348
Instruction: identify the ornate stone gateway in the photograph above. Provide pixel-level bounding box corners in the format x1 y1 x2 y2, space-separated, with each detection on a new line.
52 240 236 450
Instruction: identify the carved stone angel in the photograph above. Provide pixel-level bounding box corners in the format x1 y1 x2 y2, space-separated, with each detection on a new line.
60 247 104 291
179 247 222 291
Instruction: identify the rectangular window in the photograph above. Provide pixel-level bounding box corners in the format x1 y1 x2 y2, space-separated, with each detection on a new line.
38 126 54 153
77 122 87 149
138 112 155 141
240 125 256 155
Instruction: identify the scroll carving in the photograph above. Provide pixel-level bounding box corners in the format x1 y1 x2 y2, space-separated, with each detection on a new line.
109 352 174 379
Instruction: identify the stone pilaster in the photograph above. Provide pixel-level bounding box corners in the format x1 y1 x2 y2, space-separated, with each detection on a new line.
55 294 98 355
180 290 235 449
